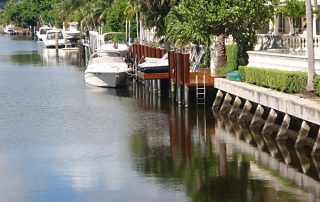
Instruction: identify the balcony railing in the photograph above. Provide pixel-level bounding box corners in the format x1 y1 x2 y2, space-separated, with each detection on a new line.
255 34 320 52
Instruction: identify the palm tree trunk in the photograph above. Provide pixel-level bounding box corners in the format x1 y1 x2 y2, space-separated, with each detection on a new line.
305 0 315 96
288 17 295 35
215 35 226 68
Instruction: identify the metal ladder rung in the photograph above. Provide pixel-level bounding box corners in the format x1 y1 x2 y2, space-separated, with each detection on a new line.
196 74 206 105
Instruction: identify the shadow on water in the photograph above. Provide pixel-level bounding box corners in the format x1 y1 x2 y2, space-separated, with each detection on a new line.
128 82 320 201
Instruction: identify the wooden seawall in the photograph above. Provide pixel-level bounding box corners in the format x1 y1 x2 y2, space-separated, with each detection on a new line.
131 43 222 107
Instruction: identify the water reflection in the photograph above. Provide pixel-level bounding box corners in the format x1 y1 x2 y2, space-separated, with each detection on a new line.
0 35 319 201
0 36 82 67
130 84 320 201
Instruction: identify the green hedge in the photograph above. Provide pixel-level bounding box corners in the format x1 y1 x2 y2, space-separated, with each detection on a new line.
226 44 238 70
239 66 308 94
314 76 320 96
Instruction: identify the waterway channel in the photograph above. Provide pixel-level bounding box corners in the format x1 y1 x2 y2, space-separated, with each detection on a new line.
0 35 319 202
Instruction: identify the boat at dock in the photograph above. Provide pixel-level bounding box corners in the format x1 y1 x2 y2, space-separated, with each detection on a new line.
84 52 129 87
43 29 65 48
36 25 52 41
97 32 129 57
138 54 169 73
64 22 81 46
4 24 17 35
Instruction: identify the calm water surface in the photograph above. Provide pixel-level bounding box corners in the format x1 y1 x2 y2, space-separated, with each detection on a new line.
0 35 319 202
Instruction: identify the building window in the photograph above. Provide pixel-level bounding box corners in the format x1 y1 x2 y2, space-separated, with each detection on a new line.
293 17 302 34
279 13 286 33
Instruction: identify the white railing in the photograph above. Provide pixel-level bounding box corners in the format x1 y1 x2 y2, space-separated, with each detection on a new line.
255 34 320 51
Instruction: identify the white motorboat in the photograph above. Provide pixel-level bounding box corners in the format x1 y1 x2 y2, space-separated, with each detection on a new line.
4 24 17 35
97 32 129 57
84 52 129 87
36 25 52 41
43 29 65 48
64 22 81 44
138 54 169 73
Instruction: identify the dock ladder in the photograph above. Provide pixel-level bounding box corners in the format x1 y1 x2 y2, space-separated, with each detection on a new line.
196 74 206 105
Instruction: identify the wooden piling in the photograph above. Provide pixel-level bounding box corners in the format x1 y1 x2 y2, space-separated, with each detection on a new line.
156 48 161 58
168 51 175 100
137 44 142 64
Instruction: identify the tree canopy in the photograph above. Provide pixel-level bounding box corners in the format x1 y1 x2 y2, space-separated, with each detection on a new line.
166 0 271 65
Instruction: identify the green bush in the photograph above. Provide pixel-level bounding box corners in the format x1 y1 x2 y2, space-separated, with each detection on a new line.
314 75 320 96
226 44 238 70
239 66 308 94
216 66 234 76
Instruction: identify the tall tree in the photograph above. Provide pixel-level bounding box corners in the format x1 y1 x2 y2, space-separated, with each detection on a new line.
305 0 315 96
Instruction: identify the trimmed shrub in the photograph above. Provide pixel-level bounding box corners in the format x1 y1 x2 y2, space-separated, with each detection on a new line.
216 66 234 76
314 75 320 96
239 66 307 94
226 44 238 70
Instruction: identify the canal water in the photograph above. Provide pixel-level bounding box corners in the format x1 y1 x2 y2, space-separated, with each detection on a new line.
0 35 319 202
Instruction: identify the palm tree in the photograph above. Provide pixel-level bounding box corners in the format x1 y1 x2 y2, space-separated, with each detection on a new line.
305 0 315 96
279 0 305 35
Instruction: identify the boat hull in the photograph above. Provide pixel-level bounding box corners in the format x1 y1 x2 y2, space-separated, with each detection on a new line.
84 72 127 87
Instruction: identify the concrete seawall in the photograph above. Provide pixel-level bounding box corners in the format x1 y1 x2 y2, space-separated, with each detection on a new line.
214 78 320 126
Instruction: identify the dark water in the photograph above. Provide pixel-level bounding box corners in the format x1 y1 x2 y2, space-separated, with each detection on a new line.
0 35 319 202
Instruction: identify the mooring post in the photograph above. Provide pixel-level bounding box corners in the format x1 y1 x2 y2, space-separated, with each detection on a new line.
137 43 141 65
168 50 175 100
183 53 190 107
176 51 183 105
181 52 185 106
157 79 161 95
152 79 157 94
55 33 59 52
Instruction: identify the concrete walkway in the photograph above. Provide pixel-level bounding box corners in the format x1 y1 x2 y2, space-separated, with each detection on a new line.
215 78 320 126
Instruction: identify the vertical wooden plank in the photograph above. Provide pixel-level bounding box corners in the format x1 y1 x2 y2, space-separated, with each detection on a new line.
152 47 156 58
156 48 161 58
184 53 190 85
177 52 183 85
137 44 141 64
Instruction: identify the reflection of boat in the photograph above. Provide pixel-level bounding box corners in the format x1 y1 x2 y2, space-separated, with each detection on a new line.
138 54 168 73
64 22 81 45
84 52 128 87
4 24 17 35
97 32 129 57
43 29 65 48
36 25 52 41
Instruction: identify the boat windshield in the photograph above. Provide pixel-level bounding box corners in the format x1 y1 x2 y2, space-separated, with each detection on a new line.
47 32 63 40
40 29 51 34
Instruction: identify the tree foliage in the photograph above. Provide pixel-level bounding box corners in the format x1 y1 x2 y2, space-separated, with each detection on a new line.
166 0 271 65
4 0 59 28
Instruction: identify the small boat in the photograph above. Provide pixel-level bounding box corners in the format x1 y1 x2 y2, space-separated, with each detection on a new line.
36 25 52 41
4 24 17 35
84 52 129 87
138 54 169 73
97 32 129 57
43 29 65 48
64 22 81 45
